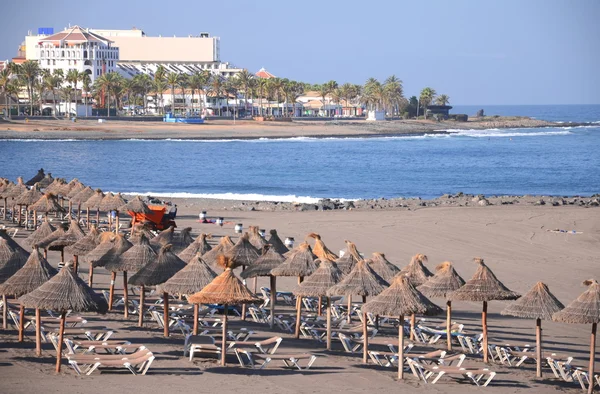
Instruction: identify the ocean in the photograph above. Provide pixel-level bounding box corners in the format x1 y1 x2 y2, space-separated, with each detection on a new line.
1 105 599 202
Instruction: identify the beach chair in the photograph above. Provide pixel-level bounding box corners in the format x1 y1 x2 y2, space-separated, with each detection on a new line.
546 356 580 383
64 339 133 355
408 358 497 386
234 350 318 370
67 348 155 375
184 335 223 361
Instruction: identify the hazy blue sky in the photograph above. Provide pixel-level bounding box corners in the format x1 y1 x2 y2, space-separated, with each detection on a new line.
1 0 599 104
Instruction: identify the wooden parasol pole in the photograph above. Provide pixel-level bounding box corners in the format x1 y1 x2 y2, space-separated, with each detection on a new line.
294 276 304 339
193 303 199 335
86 207 90 229
318 296 322 316
88 263 94 287
123 271 129 319
2 198 6 219
34 210 37 229
240 266 247 321
73 255 78 274
163 292 169 337
536 318 542 378
269 275 276 329
447 300 452 351
347 295 352 323
410 313 416 341
2 294 6 329
398 314 405 380
588 322 597 394
362 310 368 364
221 304 228 366
55 311 65 373
326 296 332 351
138 285 145 327
18 304 25 342
108 272 116 311
96 208 99 230
77 203 81 222
114 210 119 235
482 301 489 363
35 309 41 356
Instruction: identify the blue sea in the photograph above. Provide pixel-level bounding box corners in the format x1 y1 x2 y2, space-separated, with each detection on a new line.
0 105 599 202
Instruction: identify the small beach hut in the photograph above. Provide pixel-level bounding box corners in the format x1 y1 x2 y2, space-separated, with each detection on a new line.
178 233 212 263
0 239 27 329
363 275 442 379
449 258 520 363
129 244 186 336
270 242 318 338
202 235 234 270
81 189 105 229
0 247 57 346
157 254 217 335
65 179 85 216
241 245 285 328
43 177 65 194
294 259 344 350
502 282 564 378
37 223 68 262
188 256 260 366
328 259 389 360
307 233 338 261
19 263 107 372
553 279 600 394
369 252 401 282
418 261 466 350
267 229 289 255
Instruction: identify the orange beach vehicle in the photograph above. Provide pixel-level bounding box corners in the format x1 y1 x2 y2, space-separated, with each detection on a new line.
128 205 177 231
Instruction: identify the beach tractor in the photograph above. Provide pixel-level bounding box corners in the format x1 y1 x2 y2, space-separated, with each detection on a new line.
128 205 177 231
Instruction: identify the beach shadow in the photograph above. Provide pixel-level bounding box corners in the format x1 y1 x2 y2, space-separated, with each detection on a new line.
13 356 56 364
202 366 343 376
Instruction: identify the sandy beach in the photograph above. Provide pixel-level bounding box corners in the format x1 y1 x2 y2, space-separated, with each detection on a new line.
0 116 571 140
0 199 598 393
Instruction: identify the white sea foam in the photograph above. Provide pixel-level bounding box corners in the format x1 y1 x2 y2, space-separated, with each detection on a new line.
451 129 572 138
0 138 79 142
115 191 356 204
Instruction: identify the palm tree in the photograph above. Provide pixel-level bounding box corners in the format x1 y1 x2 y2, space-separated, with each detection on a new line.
133 73 152 115
166 72 181 114
81 73 91 117
247 78 258 117
383 75 403 116
257 78 268 116
187 71 203 114
0 69 11 119
94 72 120 117
419 87 437 119
209 75 224 116
178 74 189 113
435 94 450 106
20 60 40 116
235 69 253 116
282 80 303 117
60 86 73 116
122 78 136 115
362 78 384 112
66 69 80 116
153 65 167 114
6 81 21 117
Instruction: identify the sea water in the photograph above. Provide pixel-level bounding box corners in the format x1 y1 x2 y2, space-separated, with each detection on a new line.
0 105 598 201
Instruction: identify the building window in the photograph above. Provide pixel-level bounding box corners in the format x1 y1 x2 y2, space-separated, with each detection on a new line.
62 50 65 57
53 60 56 65
83 50 87 58
47 60 50 65
74 60 77 65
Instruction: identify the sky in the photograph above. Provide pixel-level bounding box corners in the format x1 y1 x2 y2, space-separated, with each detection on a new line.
1 0 599 105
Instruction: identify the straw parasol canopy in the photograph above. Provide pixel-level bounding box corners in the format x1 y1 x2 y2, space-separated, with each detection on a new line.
248 225 268 250
25 218 56 247
38 173 54 189
418 261 466 351
44 177 66 195
99 192 126 211
93 233 132 268
29 192 65 214
150 225 175 251
188 256 260 365
157 254 217 296
449 258 520 363
70 186 95 206
178 233 212 263
4 177 28 199
267 229 288 255
553 280 600 393
363 275 442 379
0 247 58 296
225 232 260 268
270 242 318 278
82 189 105 210
0 239 26 283
106 234 157 273
502 282 564 378
0 179 13 196
399 254 433 286
64 225 100 256
66 180 86 199
129 244 186 287
25 169 45 186
171 227 194 254
306 232 338 261
119 195 152 214
202 235 234 269
19 263 107 372
328 259 389 298
83 232 115 267
130 222 156 244
14 183 43 206
241 245 284 279
335 240 362 274
0 229 29 263
48 219 86 250
369 252 401 282
58 178 82 197
37 223 68 250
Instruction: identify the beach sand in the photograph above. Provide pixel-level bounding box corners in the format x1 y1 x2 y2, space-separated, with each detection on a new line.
0 201 598 393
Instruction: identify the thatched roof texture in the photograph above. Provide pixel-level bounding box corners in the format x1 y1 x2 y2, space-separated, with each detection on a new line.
225 232 260 268
60 178 83 197
449 258 520 302
100 192 126 211
187 256 259 305
248 226 268 250
4 177 27 198
66 180 86 199
105 234 156 273
363 275 443 317
130 222 156 244
267 229 288 255
0 247 57 296
241 245 284 279
38 173 54 189
0 230 29 263
48 219 86 249
37 224 67 250
70 186 95 205
328 259 389 297
19 263 107 313
202 235 234 268
171 227 194 254
129 244 186 286
44 178 66 195
502 282 564 320
270 242 317 277
307 233 338 261
335 240 362 274
0 239 26 283
178 233 212 263
93 233 132 268
369 252 401 282
82 189 105 210
418 261 465 299
150 225 175 250
29 192 65 213
119 195 152 213
14 184 43 206
157 255 217 296
293 259 343 297
25 218 56 247
25 169 45 186
64 225 100 256
400 254 433 286
553 279 600 324
83 232 116 266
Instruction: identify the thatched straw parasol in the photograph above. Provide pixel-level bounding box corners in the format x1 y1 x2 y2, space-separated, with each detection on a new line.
188 256 260 366
43 177 66 194
97 234 133 312
47 219 86 269
37 223 68 259
335 240 362 274
14 183 44 228
0 229 29 263
0 238 27 329
241 245 284 328
400 253 433 286
0 179 15 220
25 169 45 186
502 282 564 378
369 252 401 282
119 196 152 234
157 254 217 335
171 227 194 254
328 259 389 360
25 218 56 253
130 222 156 244
0 247 57 345
449 258 520 363
363 275 442 379
105 234 157 326
29 192 65 221
150 225 175 251
69 186 94 225
178 233 212 263
19 262 107 372
99 192 126 233
202 235 234 270
38 173 54 189
129 244 186 336
66 180 85 199
248 225 268 250
294 259 344 350
267 229 288 255
270 242 318 338
64 225 100 257
5 178 30 226
306 232 338 261
225 232 259 268
83 232 115 287
82 189 104 228
553 279 600 394
418 261 465 351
